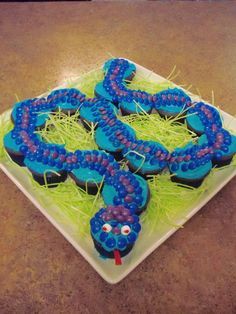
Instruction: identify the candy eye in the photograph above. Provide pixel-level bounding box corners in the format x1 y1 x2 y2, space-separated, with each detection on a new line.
121 225 131 235
102 223 112 233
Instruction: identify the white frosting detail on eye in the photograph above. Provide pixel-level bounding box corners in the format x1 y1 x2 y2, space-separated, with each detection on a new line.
102 223 112 233
121 225 131 235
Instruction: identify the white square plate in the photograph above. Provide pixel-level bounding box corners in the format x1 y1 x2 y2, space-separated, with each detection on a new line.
1 59 235 284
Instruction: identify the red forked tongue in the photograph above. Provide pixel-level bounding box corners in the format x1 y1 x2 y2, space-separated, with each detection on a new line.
114 250 122 265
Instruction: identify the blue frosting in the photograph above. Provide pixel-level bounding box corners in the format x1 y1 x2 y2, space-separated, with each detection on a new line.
170 138 212 180
80 101 118 123
153 88 191 115
214 134 236 160
71 167 103 183
54 100 77 111
11 101 49 128
49 88 84 112
198 134 208 145
95 58 136 102
158 104 184 115
103 58 136 80
95 82 114 102
174 160 212 180
24 158 61 175
133 174 149 208
101 184 117 205
120 100 152 114
90 207 140 252
186 111 205 133
3 131 22 153
79 105 98 123
125 141 168 174
186 103 222 134
102 174 148 210
95 124 136 152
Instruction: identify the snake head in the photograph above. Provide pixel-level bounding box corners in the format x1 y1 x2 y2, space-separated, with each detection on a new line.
90 205 141 265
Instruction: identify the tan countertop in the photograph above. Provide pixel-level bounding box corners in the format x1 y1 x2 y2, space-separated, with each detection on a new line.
0 2 235 313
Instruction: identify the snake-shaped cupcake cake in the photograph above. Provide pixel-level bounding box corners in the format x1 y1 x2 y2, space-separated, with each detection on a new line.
4 58 236 265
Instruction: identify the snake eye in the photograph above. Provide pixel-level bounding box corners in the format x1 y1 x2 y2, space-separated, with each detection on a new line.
102 223 112 233
121 225 131 236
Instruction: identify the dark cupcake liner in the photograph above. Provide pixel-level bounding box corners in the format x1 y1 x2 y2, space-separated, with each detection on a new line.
70 172 104 195
92 235 134 259
31 170 68 187
5 148 25 167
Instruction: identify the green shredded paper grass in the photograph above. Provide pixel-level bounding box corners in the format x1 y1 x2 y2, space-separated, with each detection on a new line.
120 111 196 152
0 67 235 237
36 110 98 152
0 114 13 158
30 176 105 236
